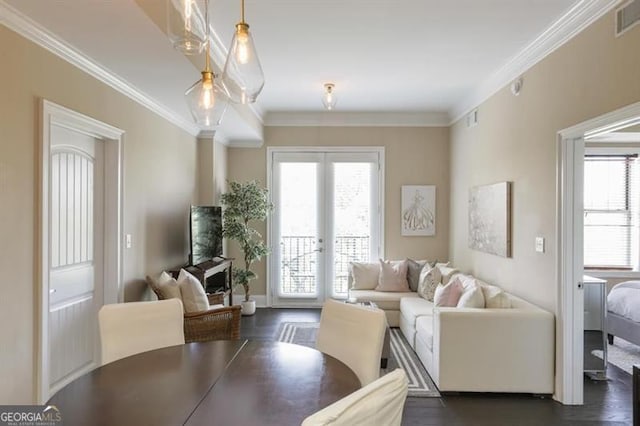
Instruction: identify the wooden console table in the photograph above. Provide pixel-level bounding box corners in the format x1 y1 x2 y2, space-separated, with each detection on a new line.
171 258 234 306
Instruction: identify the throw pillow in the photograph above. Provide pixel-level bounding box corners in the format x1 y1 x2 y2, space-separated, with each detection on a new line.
433 277 463 307
375 259 410 292
417 266 442 302
437 265 460 285
349 262 380 290
178 269 210 313
481 284 511 309
457 278 486 308
155 271 182 300
406 259 428 292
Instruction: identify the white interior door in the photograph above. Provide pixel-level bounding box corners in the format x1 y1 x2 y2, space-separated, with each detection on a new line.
270 149 383 307
48 124 104 395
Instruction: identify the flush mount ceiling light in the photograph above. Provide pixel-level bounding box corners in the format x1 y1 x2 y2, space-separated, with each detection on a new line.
184 0 229 128
222 0 265 104
167 0 206 55
321 83 337 110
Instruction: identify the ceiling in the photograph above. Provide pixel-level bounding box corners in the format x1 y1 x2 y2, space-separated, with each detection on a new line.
2 0 603 143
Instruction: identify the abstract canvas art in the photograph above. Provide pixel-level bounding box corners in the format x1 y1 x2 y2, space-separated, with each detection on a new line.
469 182 512 257
402 185 435 236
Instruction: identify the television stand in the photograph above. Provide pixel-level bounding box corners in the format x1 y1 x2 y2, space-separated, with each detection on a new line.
174 258 234 306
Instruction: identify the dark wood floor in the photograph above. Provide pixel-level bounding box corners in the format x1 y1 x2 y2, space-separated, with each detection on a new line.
240 308 633 426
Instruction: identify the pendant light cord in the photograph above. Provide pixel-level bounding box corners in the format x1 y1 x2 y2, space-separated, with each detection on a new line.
204 0 211 72
241 0 245 24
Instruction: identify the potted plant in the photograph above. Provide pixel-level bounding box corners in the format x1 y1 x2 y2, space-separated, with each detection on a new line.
220 180 273 315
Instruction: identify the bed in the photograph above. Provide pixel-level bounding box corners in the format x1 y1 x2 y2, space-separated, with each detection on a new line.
607 281 640 347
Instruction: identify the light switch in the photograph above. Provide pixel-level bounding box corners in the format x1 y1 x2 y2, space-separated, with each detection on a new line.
126 234 132 249
535 237 545 253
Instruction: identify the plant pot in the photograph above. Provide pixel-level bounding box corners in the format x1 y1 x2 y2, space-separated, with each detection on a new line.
241 300 256 316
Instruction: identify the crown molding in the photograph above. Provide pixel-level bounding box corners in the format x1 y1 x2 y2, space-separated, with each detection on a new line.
449 0 622 124
264 111 450 127
0 1 202 136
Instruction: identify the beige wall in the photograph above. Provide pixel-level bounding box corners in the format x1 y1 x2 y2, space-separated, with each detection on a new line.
0 26 199 403
449 11 640 400
227 126 450 297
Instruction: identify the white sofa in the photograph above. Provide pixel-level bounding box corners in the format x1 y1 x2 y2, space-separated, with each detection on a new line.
400 288 555 394
348 263 555 394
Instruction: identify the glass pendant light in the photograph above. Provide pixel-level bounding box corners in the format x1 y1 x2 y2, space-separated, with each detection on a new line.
167 0 206 55
185 0 229 128
322 83 337 110
222 0 265 104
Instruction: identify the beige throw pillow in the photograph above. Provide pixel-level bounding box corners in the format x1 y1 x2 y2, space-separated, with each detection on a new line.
155 271 182 300
375 259 410 292
481 284 511 309
349 262 380 290
178 269 210 313
457 278 485 308
417 266 442 301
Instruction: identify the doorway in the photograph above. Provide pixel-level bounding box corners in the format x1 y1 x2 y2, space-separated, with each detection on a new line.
267 147 384 307
39 100 123 402
558 101 640 405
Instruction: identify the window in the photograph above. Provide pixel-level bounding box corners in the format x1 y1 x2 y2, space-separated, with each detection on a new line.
584 154 639 270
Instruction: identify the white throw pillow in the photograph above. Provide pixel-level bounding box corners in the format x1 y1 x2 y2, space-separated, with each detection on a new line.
434 277 464 307
178 269 210 313
417 266 442 302
155 271 182 300
375 259 410 292
349 262 380 290
437 265 460 285
481 284 511 309
457 278 485 308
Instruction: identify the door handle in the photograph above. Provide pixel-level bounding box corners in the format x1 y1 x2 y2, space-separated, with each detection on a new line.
314 248 324 253
49 288 57 294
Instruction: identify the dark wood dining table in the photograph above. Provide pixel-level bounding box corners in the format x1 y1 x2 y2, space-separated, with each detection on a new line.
47 340 360 425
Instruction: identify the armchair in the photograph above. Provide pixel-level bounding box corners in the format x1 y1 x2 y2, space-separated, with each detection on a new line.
146 276 241 343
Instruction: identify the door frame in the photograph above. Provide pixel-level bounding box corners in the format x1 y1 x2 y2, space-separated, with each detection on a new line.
557 101 640 405
38 100 124 403
266 146 385 307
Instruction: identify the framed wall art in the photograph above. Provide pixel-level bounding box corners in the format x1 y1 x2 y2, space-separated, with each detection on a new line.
468 181 512 257
401 185 435 236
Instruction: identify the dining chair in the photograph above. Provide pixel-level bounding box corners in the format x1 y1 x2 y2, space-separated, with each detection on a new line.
316 299 387 386
98 299 185 365
301 368 409 426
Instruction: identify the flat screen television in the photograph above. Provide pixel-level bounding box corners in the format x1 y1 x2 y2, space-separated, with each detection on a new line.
189 206 223 266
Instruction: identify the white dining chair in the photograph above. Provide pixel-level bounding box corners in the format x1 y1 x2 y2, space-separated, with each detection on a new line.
98 299 185 365
316 299 387 386
301 368 409 426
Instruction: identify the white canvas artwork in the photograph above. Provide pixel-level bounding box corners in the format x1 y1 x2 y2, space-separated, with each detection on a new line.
401 185 435 236
468 182 512 257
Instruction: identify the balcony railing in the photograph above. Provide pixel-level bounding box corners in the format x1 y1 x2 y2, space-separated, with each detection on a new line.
280 236 370 295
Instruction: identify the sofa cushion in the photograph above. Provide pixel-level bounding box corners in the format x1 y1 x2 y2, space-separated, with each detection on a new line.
400 297 433 324
457 278 485 308
415 316 434 351
438 265 460 285
349 262 380 290
434 278 463 307
349 290 420 311
376 259 410 292
417 266 441 301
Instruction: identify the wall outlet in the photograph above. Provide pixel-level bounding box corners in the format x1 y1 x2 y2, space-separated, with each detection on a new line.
126 234 132 249
535 237 545 253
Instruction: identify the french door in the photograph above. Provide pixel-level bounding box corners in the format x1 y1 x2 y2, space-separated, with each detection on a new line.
269 148 384 307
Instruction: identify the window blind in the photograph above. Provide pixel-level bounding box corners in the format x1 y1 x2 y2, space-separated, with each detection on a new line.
584 154 639 269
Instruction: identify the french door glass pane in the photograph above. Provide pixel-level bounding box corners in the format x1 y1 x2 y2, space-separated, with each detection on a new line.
333 163 372 295
279 163 319 296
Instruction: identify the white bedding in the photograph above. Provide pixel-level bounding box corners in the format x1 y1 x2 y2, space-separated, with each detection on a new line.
608 281 640 323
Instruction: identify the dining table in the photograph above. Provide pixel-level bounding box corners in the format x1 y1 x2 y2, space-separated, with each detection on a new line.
47 340 361 425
